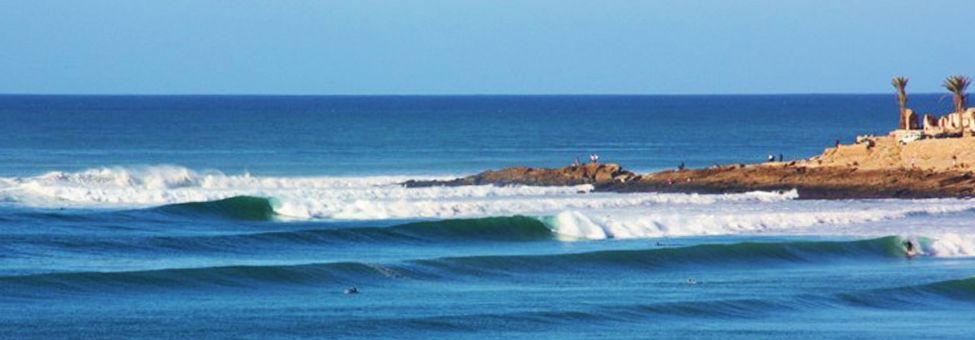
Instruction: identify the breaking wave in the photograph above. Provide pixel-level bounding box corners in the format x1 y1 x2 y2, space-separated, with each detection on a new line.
151 196 278 221
4 166 975 255
541 206 975 240
0 166 796 221
11 207 975 258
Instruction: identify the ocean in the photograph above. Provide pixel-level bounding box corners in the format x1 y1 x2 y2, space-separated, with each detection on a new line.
1 95 974 338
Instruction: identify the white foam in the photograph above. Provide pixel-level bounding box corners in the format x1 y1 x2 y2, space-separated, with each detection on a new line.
0 166 797 219
927 234 975 257
542 203 975 240
4 165 975 257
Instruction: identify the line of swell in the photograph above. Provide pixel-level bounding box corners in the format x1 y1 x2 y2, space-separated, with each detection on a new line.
836 276 975 308
414 236 910 273
0 196 281 222
149 196 277 221
274 278 975 331
0 236 920 293
0 216 555 255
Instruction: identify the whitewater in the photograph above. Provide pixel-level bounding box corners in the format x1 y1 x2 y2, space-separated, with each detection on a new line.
3 165 975 257
5 95 975 338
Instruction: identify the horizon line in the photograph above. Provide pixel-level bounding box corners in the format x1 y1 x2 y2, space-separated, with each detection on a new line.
0 92 957 97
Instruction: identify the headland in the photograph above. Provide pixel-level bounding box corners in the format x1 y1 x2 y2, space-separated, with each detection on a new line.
406 75 975 200
404 142 975 199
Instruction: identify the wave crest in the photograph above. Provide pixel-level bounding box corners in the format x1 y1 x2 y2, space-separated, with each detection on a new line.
152 196 278 221
4 166 975 250
0 236 927 293
1 166 797 220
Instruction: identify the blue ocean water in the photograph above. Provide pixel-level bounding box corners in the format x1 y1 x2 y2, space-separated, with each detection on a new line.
2 95 974 338
2 94 958 177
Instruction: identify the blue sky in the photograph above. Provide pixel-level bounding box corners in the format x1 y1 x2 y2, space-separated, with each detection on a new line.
1 0 973 95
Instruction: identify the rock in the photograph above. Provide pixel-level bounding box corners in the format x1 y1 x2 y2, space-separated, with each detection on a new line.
593 164 620 183
900 108 919 130
403 163 635 188
906 109 919 129
964 109 975 135
923 114 941 135
402 134 975 200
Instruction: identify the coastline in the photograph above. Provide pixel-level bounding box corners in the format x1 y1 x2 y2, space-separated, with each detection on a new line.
405 136 975 200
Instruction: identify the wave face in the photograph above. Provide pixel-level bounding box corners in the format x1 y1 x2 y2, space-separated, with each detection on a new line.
9 212 971 262
0 236 921 292
419 236 926 274
0 166 969 219
0 166 796 220
5 166 975 257
151 196 277 221
140 216 556 253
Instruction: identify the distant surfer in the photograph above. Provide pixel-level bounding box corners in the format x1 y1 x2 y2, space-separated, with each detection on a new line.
345 287 359 294
904 239 919 259
686 278 699 285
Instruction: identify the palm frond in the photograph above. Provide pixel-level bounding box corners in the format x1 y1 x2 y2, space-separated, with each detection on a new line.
943 75 971 113
943 75 971 93
891 76 909 89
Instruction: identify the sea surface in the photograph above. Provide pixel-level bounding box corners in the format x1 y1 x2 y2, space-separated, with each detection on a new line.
1 95 974 338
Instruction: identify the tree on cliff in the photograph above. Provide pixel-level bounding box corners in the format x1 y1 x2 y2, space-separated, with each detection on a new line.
943 75 970 114
892 77 909 129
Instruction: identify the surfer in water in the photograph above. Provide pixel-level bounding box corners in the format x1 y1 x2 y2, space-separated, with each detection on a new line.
904 239 919 259
345 287 359 294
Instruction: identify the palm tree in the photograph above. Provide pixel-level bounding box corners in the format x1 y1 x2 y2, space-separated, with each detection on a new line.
943 75 970 114
892 77 909 128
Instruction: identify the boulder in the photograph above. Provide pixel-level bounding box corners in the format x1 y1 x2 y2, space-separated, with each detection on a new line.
906 109 919 129
900 108 919 130
593 164 620 183
923 114 944 136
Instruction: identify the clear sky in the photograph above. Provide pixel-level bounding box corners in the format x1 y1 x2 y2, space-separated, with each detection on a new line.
2 0 973 95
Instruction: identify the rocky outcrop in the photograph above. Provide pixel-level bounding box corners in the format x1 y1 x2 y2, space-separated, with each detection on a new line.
403 163 637 188
923 114 939 135
900 108 919 130
403 157 975 199
927 108 975 136
619 163 975 199
402 135 975 199
907 109 919 129
811 135 975 171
